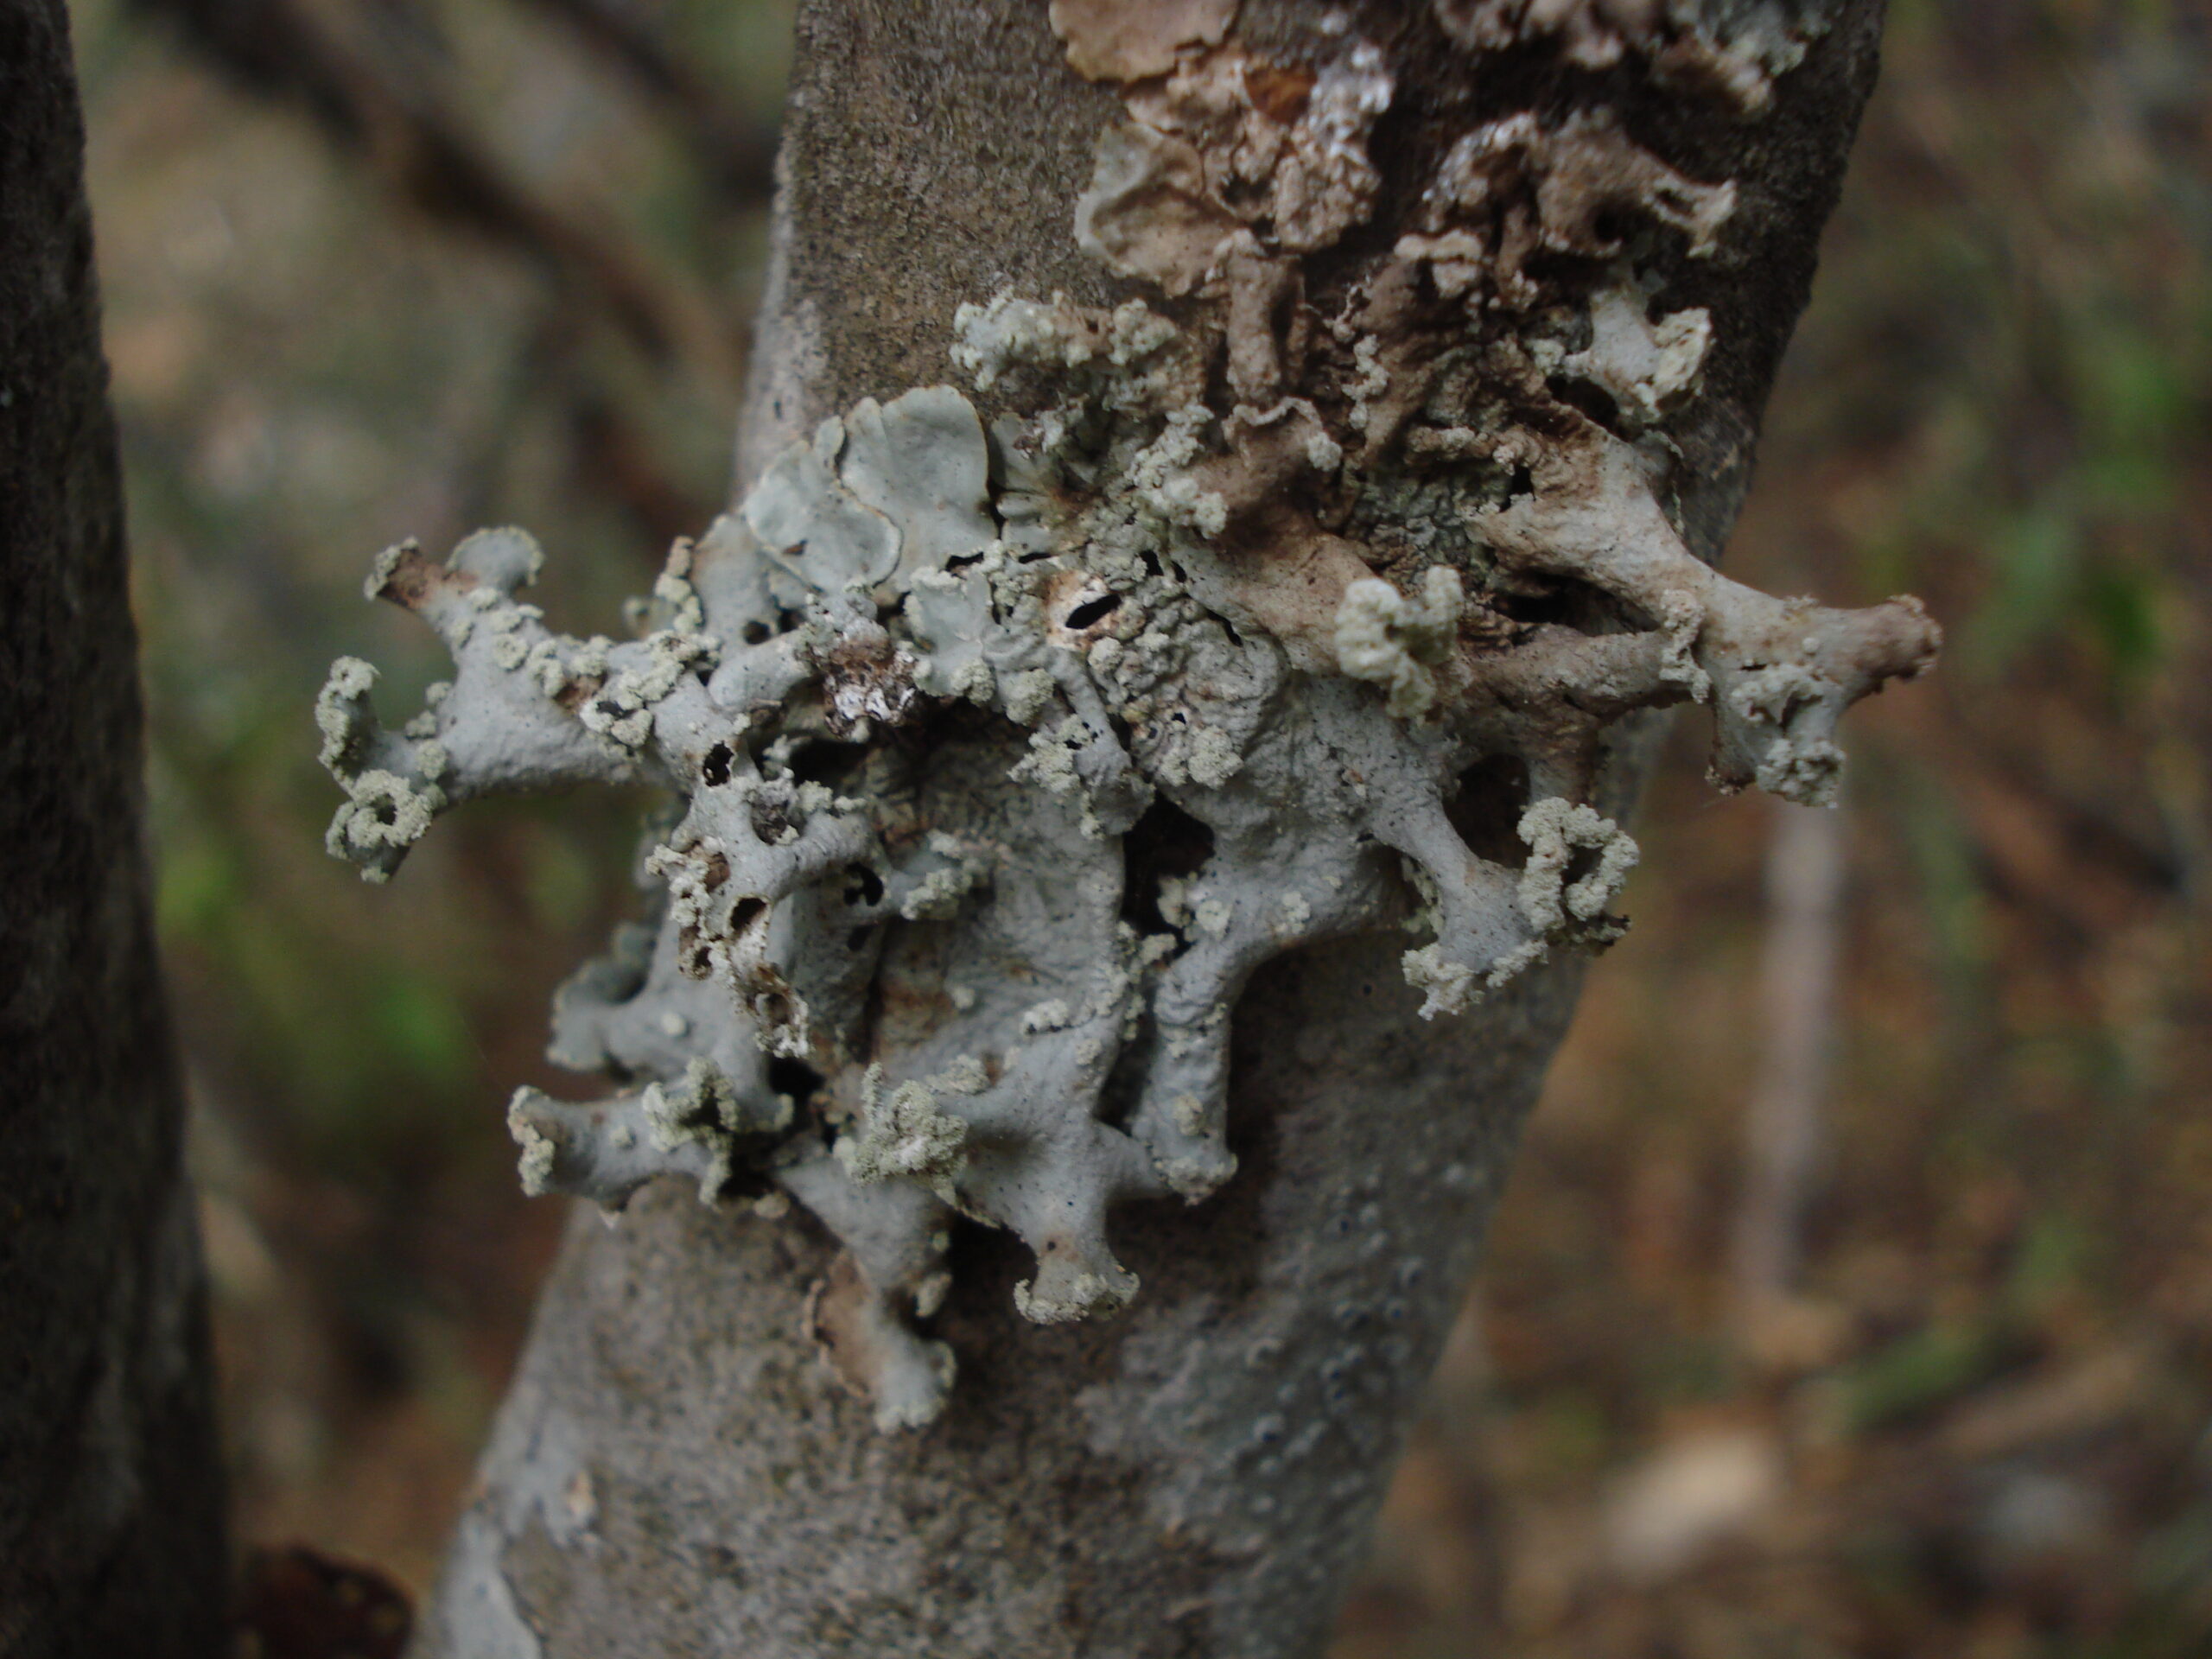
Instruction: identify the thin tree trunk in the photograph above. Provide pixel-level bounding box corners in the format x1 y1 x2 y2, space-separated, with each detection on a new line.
0 2 228 1652
1732 796 1847 1324
409 2 1903 1653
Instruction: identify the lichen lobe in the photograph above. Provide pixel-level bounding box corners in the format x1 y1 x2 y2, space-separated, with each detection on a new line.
1049 0 1240 82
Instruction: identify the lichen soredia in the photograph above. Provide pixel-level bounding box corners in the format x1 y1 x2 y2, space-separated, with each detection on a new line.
317 0 1936 1430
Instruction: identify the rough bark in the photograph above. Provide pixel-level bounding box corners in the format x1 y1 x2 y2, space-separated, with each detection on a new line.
408 2 1897 1654
0 2 229 1653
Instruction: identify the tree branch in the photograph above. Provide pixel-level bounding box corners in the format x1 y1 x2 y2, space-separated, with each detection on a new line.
0 0 226 1649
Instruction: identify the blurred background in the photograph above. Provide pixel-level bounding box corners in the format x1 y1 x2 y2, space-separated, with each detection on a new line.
69 0 2211 1651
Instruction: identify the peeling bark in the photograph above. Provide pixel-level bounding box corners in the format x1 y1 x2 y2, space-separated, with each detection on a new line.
0 1 227 1652
402 2 1902 1653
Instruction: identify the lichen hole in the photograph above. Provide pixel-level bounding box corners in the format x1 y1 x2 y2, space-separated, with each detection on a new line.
1445 753 1532 868
767 1056 826 1116
1064 592 1120 632
1118 797 1218 935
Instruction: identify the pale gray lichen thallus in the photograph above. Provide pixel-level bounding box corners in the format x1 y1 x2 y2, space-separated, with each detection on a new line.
318 276 1932 1427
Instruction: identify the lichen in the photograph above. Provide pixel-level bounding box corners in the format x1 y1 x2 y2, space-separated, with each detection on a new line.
1332 568 1465 720
1516 797 1639 938
1075 40 1394 292
1049 0 1239 82
1562 279 1713 429
836 1066 969 1191
319 4 1932 1432
1430 0 1840 113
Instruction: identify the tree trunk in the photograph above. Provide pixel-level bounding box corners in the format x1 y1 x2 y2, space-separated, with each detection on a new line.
400 2 1914 1653
0 2 229 1653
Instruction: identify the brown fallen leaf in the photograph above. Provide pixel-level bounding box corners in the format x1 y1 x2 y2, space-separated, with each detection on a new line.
234 1545 411 1659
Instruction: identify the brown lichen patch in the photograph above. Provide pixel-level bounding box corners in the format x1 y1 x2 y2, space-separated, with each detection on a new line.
1433 0 1663 67
806 1252 925 1418
1049 0 1239 83
813 622 921 736
366 538 476 612
1076 40 1394 292
1077 121 1245 296
1408 109 1735 311
1335 255 1447 463
1243 60 1316 124
1222 238 1306 405
796 1256 862 1407
1179 410 1379 666
1124 41 1393 253
552 673 606 714
1209 520 1378 669
1430 0 1808 112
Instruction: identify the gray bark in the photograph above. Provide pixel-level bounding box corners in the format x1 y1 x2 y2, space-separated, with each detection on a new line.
0 1 228 1652
412 2 1895 1654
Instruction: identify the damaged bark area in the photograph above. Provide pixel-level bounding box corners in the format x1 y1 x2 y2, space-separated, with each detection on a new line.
359 3 1916 1655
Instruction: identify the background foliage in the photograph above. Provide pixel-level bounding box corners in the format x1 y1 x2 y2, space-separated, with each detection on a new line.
72 0 2212 1649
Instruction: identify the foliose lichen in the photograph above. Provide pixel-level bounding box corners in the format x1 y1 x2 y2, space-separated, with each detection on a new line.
318 0 1930 1428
